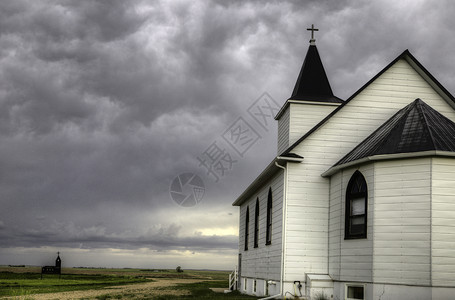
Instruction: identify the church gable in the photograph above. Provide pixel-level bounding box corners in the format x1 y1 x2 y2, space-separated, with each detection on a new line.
285 51 455 168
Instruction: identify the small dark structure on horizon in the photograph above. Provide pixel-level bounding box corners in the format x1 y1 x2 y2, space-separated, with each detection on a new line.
41 252 61 279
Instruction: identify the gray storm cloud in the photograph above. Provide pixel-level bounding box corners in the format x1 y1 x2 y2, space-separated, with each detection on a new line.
1 0 455 268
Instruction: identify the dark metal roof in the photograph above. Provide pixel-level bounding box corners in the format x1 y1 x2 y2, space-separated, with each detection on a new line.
281 49 455 156
334 99 455 166
289 45 343 103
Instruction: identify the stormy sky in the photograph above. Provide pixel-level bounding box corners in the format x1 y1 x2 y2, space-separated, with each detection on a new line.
1 0 455 270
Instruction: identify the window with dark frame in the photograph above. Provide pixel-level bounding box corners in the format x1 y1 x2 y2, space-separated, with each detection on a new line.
266 188 272 245
345 171 368 239
254 198 259 248
244 206 249 251
346 285 364 299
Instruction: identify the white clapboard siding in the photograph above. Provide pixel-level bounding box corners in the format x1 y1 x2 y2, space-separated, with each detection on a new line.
277 107 290 154
284 58 455 283
239 170 284 281
431 157 455 286
328 171 342 279
283 161 330 281
373 158 431 285
288 103 338 149
277 102 338 154
328 166 374 282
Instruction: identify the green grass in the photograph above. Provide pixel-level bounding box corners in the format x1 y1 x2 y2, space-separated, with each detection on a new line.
0 271 150 297
0 267 259 299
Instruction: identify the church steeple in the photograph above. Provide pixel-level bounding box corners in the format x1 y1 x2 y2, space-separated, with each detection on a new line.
55 252 61 268
276 26 343 154
289 26 343 103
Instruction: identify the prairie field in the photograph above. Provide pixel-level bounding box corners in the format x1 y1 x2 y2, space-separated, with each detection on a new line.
0 266 258 299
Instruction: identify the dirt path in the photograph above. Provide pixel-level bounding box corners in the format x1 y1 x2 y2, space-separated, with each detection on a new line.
3 278 202 300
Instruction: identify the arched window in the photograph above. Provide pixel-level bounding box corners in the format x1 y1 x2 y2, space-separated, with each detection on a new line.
244 206 249 251
254 198 259 248
345 171 368 239
266 188 272 245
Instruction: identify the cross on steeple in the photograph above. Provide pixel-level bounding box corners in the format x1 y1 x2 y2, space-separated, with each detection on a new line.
307 24 319 44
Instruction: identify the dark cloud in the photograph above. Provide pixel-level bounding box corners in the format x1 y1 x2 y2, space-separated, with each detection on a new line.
1 0 455 268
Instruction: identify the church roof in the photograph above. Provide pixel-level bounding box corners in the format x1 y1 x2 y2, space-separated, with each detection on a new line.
232 154 303 206
289 45 343 103
281 49 455 156
334 98 455 167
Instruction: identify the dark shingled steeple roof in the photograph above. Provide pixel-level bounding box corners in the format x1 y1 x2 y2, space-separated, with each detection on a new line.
289 45 343 103
334 98 455 167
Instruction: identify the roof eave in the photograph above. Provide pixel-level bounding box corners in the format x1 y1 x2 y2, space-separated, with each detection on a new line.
232 156 303 206
322 150 455 177
277 155 304 162
404 53 455 109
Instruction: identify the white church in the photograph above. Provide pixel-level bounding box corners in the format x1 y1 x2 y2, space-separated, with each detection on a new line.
233 27 455 300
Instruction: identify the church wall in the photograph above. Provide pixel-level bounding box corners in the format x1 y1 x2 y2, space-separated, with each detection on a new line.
285 58 454 287
282 161 330 282
238 170 284 285
373 158 431 285
328 171 342 278
288 102 338 151
354 58 455 121
328 165 374 282
277 102 338 155
277 105 290 154
431 157 455 287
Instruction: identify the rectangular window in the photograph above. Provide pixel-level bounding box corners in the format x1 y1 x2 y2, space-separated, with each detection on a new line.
346 285 364 300
244 278 247 291
253 279 257 293
266 188 273 245
265 281 269 296
254 199 259 248
350 196 366 235
244 207 249 251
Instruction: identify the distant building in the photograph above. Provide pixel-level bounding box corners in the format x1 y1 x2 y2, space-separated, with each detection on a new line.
41 252 61 278
233 28 455 299
55 252 61 269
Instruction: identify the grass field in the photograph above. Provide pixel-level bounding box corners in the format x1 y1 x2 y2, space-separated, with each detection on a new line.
0 272 148 297
0 266 259 299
